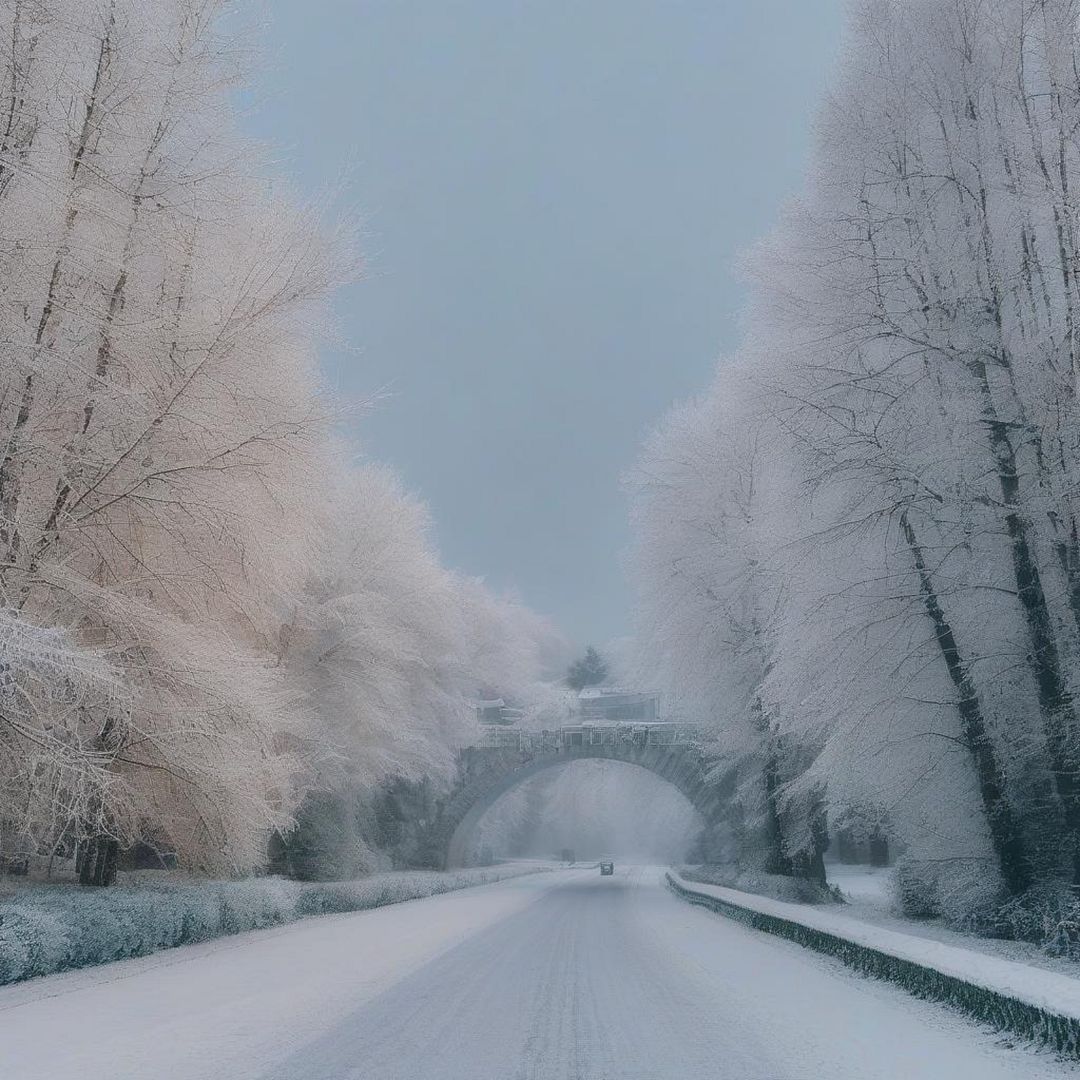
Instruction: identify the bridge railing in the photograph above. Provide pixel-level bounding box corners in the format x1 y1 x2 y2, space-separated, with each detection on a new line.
475 721 702 754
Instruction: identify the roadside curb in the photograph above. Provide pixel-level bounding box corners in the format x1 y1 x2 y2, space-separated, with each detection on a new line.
666 870 1080 1057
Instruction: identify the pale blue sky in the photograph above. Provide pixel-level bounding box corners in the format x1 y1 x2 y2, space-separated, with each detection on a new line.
242 1 846 645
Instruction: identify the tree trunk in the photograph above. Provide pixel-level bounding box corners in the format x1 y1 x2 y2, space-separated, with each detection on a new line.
753 696 793 876
900 510 1032 894
981 411 1080 884
868 829 889 868
792 797 828 886
77 834 118 886
835 828 857 864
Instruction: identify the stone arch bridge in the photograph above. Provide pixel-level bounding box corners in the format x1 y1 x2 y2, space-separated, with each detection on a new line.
433 722 721 868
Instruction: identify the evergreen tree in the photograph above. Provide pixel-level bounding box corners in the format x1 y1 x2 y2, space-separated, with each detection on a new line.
566 647 609 691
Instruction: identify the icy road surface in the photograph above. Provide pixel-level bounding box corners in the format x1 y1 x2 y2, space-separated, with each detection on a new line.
0 867 1075 1080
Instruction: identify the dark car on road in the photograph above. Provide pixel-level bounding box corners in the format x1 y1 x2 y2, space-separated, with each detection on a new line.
599 860 614 875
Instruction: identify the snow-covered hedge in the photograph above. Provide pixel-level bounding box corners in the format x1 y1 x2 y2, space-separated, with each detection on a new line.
667 871 1080 1056
0 865 545 986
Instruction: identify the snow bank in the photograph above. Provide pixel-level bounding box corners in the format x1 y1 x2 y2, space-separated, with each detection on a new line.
682 862 838 904
0 865 546 986
667 870 1080 1055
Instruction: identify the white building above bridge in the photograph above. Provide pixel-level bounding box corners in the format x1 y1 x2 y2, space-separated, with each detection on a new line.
576 687 660 722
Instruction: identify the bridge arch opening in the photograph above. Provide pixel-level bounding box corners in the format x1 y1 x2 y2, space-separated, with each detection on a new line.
461 758 706 867
436 723 726 869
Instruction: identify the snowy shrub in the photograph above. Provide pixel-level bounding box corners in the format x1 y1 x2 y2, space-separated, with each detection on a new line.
895 859 942 920
293 868 524 919
59 891 142 965
983 884 1080 959
0 907 69 981
216 880 299 935
0 865 545 986
935 865 1007 932
0 913 33 984
175 889 222 946
895 858 1005 929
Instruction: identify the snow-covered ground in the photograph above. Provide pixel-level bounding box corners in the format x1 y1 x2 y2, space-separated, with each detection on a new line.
672 868 1080 1026
0 866 1075 1079
827 863 1080 980
827 862 896 906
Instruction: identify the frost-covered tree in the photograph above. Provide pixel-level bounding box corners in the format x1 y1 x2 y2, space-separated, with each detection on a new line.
627 372 826 880
275 464 567 877
746 0 1080 900
629 0 1080 927
0 0 566 887
566 646 609 692
0 0 342 880
283 465 478 792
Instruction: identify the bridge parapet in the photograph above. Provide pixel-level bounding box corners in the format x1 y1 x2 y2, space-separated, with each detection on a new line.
475 720 703 755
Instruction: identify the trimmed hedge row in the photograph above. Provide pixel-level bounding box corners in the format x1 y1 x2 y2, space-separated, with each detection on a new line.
667 871 1080 1057
0 865 546 987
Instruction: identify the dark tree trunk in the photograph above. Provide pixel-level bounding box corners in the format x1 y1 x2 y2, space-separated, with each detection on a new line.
901 510 1032 895
791 795 828 886
755 699 793 877
868 829 890 868
77 835 119 886
979 410 1080 885
1053 529 1080 637
835 828 857 864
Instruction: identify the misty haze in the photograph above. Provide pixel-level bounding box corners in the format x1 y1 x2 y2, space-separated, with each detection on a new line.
4 1 1080 1078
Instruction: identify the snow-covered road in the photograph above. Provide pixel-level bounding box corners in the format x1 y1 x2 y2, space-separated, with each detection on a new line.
0 866 1076 1079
